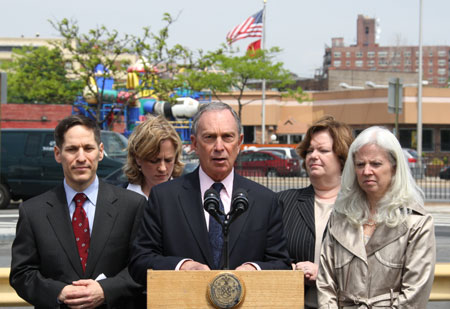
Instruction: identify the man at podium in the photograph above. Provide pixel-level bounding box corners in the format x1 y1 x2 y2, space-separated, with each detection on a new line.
129 102 291 285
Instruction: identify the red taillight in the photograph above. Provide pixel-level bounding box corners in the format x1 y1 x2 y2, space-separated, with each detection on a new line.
408 158 417 163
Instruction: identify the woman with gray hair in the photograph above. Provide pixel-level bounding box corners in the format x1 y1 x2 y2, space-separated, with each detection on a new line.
317 126 435 308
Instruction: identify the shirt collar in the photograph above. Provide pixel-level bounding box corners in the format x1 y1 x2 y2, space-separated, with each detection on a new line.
199 166 234 200
64 176 99 206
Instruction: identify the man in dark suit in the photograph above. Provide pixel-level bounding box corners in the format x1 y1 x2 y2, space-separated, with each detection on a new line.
10 115 146 308
129 102 290 285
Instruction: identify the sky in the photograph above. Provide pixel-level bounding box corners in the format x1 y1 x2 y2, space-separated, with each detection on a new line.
1 0 449 78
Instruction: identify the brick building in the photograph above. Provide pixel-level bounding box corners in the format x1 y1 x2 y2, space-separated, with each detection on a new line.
323 15 450 88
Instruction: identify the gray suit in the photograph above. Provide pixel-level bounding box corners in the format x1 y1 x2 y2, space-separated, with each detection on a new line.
10 181 146 308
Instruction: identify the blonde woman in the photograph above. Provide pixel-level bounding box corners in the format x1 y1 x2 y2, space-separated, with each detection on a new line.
124 115 184 198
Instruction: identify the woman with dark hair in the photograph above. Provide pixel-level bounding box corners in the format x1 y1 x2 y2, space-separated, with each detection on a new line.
277 115 353 308
123 115 184 198
317 126 435 308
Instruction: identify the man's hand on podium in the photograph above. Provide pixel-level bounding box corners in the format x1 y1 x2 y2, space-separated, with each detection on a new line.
235 263 257 271
180 260 211 270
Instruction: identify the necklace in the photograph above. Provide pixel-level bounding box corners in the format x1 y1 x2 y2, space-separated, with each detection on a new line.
364 220 376 226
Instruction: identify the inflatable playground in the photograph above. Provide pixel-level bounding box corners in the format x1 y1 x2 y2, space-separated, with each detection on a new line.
72 62 211 143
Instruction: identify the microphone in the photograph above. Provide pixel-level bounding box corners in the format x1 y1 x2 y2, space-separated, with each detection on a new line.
229 188 249 224
203 188 223 224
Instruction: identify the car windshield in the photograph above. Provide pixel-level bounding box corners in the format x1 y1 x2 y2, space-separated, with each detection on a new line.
101 132 128 159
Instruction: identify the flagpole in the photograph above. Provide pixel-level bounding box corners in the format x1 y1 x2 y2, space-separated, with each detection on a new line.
261 0 267 144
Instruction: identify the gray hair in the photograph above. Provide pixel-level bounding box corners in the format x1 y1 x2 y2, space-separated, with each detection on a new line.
191 102 242 136
334 126 424 227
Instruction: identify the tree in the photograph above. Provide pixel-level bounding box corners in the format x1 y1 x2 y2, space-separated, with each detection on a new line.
0 46 82 104
130 13 192 104
49 18 134 126
180 46 306 119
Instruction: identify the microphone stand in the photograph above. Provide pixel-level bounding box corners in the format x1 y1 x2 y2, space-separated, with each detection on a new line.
222 215 231 270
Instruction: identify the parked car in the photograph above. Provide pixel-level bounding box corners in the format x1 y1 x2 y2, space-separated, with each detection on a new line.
402 148 425 179
249 146 305 176
440 166 450 180
0 128 127 209
235 150 301 177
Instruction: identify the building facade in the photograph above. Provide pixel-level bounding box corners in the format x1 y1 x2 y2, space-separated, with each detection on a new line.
323 15 450 88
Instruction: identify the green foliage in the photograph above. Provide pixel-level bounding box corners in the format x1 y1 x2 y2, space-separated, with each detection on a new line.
1 46 82 104
130 13 192 104
49 18 134 124
179 45 304 119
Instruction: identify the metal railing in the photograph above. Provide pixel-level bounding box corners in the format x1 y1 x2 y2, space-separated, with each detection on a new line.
1 264 449 306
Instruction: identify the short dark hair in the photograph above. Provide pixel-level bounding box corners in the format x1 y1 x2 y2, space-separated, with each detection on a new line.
191 102 242 136
54 115 101 148
297 115 353 171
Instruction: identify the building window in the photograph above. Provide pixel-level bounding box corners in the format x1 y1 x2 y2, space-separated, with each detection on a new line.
368 60 375 67
378 51 388 58
405 59 411 65
346 51 351 58
334 51 341 58
367 51 375 58
428 59 434 66
365 26 369 34
346 60 351 67
441 129 450 152
438 50 447 57
404 51 411 57
438 77 447 84
429 68 433 74
438 59 446 66
333 60 341 67
429 51 433 57
399 128 433 151
356 51 363 58
378 59 387 66
438 68 446 75
355 60 363 67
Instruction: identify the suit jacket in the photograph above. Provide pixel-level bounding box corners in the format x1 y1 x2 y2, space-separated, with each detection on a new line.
10 180 146 309
129 169 291 285
277 185 316 264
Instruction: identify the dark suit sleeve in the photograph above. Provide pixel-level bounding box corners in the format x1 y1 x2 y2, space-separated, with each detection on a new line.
252 193 291 270
129 189 184 285
97 194 146 306
10 204 67 307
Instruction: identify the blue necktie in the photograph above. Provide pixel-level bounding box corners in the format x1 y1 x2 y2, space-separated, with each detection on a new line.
209 182 225 269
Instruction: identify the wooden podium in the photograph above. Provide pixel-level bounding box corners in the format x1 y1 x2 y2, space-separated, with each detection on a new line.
147 270 304 308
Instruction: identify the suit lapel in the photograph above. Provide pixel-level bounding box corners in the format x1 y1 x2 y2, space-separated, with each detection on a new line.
329 212 367 263
296 185 316 236
365 221 408 257
85 181 119 276
178 170 215 267
228 174 251 257
46 185 85 277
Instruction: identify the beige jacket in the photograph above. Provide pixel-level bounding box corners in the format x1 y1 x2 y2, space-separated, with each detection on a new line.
317 204 435 308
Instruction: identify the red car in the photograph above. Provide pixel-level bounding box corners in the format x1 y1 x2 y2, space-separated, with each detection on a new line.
235 150 301 177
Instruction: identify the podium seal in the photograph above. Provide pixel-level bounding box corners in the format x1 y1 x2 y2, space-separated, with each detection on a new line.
207 272 245 308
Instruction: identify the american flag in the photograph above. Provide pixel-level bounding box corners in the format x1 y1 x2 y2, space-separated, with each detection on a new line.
226 10 263 44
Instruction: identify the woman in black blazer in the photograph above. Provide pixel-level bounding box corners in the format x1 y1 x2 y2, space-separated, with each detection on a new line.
277 116 353 309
